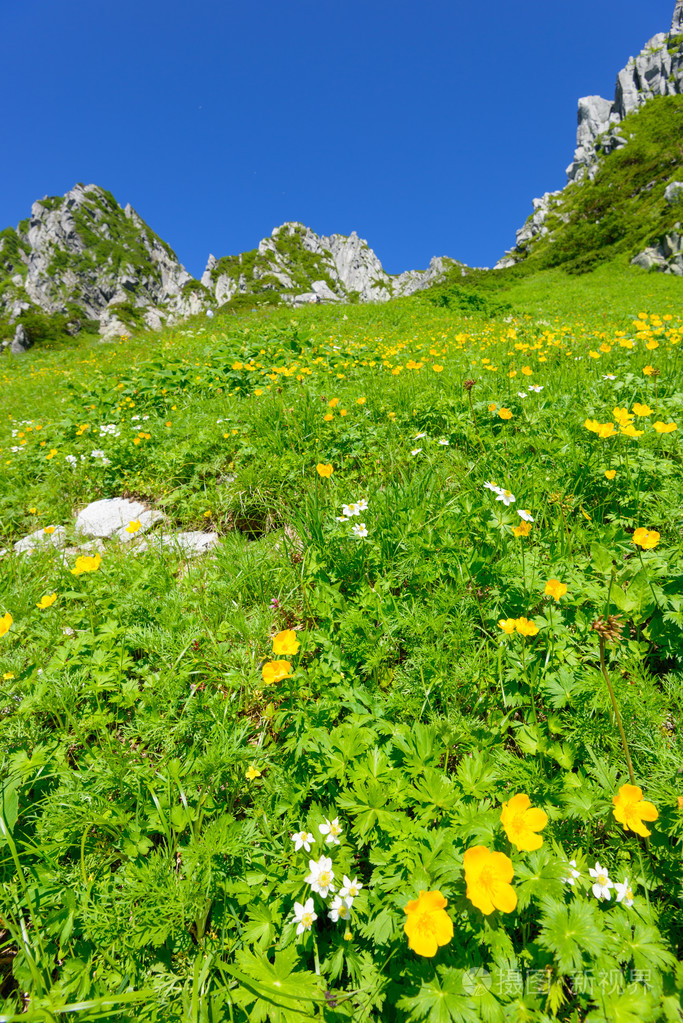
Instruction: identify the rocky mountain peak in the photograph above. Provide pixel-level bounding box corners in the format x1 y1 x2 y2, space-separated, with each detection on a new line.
673 0 683 33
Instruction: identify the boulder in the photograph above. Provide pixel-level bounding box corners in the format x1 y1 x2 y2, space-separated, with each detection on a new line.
75 498 151 537
14 525 67 554
665 181 683 204
136 531 219 557
10 324 32 354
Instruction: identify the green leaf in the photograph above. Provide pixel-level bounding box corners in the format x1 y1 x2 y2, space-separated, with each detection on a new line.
537 898 606 972
396 968 479 1023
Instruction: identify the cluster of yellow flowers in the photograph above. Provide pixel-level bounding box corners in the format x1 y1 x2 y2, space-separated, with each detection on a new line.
261 629 300 686
498 616 539 636
584 405 677 439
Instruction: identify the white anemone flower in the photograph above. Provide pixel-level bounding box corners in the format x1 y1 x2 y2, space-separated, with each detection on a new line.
484 481 502 494
319 818 343 845
411 448 422 456
342 503 360 517
328 896 352 922
292 897 317 935
291 830 314 852
603 375 616 381
339 875 363 903
518 510 534 522
351 522 368 539
562 859 581 885
589 862 613 900
517 391 528 398
615 878 635 908
529 384 544 392
356 498 369 511
414 432 427 439
496 489 516 507
438 439 450 446
305 856 336 898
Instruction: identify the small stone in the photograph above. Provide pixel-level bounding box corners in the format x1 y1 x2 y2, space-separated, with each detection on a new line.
14 526 67 554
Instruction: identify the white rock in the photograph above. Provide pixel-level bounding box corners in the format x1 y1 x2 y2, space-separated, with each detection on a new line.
75 498 150 537
665 181 683 203
136 531 219 557
14 526 67 554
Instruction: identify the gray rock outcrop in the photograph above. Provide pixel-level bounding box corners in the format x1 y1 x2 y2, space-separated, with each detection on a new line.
631 227 683 274
10 324 31 354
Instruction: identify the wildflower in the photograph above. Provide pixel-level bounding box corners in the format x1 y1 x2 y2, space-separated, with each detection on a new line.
612 784 658 837
292 897 317 936
463 847 517 915
614 878 635 908
521 366 532 376
43 525 56 535
529 384 544 392
643 365 655 376
411 448 422 456
316 463 334 477
515 617 539 636
632 403 652 417
498 408 513 420
562 860 581 886
432 364 443 372
613 407 634 426
356 498 369 511
517 510 534 522
488 403 497 412
357 397 366 404
341 502 359 518
517 392 528 398
632 528 660 550
3 672 15 680
245 764 262 781
29 508 37 514
596 423 617 439
291 830 314 852
603 374 616 381
620 424 644 438
653 422 677 433
323 413 334 422
328 398 339 408
605 470 616 480
328 896 352 922
319 818 343 845
306 856 336 897
46 449 58 459
339 875 363 903
496 489 516 507
513 521 532 537
351 522 368 539
589 862 613 901
544 579 567 601
438 438 450 445
0 613 12 637
273 629 300 655
498 618 517 634
414 432 427 439
71 554 102 576
500 793 548 851
484 481 502 494
125 520 142 534
261 660 293 686
403 890 453 956
36 593 57 610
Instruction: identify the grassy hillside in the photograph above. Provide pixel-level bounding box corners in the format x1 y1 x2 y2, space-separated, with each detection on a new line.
1 283 683 1021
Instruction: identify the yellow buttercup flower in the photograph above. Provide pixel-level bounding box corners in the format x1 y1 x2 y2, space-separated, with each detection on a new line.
515 617 539 637
71 554 102 576
632 528 660 550
612 784 658 837
596 423 617 439
464 846 517 915
620 424 644 438
632 403 652 417
403 890 453 957
500 793 548 851
316 463 334 478
643 365 655 377
323 413 334 422
36 593 57 610
3 672 15 680
125 520 142 534
604 470 616 480
245 764 262 781
498 618 517 634
512 521 532 537
261 660 293 686
43 525 56 535
0 613 12 637
653 422 677 434
498 408 513 420
272 629 300 655
544 579 567 601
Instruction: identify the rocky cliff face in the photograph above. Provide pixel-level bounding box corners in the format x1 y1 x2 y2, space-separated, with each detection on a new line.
498 0 683 269
200 222 461 309
0 184 213 341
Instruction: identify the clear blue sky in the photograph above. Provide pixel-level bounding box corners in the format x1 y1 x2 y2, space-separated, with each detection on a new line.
1 0 676 277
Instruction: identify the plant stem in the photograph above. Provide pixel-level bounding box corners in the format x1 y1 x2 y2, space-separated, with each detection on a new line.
598 635 635 786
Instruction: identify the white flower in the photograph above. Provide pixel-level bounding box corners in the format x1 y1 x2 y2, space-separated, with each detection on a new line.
351 522 368 539
292 897 317 936
484 481 502 495
603 375 616 381
517 391 528 398
614 878 634 908
356 498 369 511
496 489 516 507
518 510 534 522
291 830 314 852
411 448 422 456
589 861 613 901
339 875 363 903
342 503 360 518
319 818 343 845
529 384 544 392
65 455 78 466
328 896 352 922
99 424 120 437
562 859 581 885
336 515 350 522
414 432 427 439
305 856 336 898
438 439 449 446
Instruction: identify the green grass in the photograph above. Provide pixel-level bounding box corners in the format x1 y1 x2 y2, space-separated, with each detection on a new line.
0 268 683 1022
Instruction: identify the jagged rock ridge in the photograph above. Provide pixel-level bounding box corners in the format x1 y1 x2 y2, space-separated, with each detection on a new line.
498 0 683 270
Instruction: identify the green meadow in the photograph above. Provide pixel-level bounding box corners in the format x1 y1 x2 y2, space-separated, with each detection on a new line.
1 263 683 1022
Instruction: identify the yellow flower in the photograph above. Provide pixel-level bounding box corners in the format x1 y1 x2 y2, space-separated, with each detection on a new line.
488 403 497 412
464 846 517 915
500 793 548 851
604 470 616 480
643 365 655 377
245 764 262 781
646 340 659 350
584 419 600 433
612 784 658 837
403 890 453 957
29 507 37 514
272 629 300 655
632 403 652 417
328 397 340 408
498 408 513 420
71 554 102 576
521 366 532 376
125 520 142 534
357 396 366 404
3 672 15 680
515 617 539 637
612 406 634 427
323 413 334 422
498 618 517 634
46 449 58 459
512 521 532 537
653 422 677 433
261 660 293 686
0 613 12 637
544 579 567 601
316 463 333 478
596 423 617 439
632 528 660 550
432 364 443 372
36 593 57 610
43 525 56 535
620 424 644 438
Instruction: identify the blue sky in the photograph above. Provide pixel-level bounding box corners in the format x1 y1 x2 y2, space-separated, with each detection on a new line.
1 0 676 277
